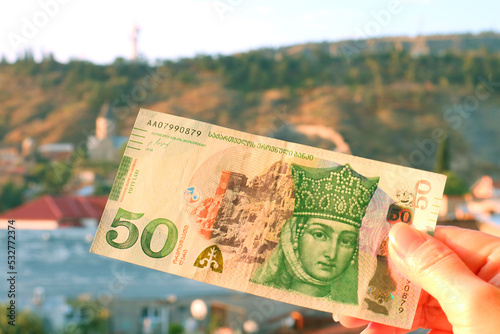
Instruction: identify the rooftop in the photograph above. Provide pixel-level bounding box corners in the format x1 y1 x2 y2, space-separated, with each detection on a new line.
0 195 107 221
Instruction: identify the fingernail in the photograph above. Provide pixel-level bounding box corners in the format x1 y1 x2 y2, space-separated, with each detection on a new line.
389 223 426 257
333 314 339 322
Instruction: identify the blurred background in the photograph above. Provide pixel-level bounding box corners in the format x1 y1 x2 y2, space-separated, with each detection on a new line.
1 0 500 333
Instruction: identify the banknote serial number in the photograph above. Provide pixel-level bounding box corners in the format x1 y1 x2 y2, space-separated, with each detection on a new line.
147 120 202 137
399 279 411 313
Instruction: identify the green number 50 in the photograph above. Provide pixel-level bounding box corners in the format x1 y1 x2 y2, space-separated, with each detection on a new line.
106 208 178 258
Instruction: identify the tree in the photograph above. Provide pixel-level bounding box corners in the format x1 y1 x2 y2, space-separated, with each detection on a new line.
94 182 112 196
169 322 183 334
434 136 468 195
434 136 451 173
0 305 47 334
30 161 72 195
64 299 110 334
0 181 26 213
442 171 469 196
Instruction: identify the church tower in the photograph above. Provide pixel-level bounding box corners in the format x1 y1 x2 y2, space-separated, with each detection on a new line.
87 103 127 162
96 103 115 140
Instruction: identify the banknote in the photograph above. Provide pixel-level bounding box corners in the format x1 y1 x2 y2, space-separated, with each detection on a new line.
90 108 446 328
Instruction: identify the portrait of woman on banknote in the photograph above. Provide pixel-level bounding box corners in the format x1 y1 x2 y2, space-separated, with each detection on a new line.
251 163 379 305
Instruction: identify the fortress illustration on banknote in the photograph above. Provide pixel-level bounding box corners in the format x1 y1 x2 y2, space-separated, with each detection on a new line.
189 160 397 314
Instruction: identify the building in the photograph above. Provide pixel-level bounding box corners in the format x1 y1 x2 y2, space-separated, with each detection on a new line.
106 293 338 334
87 103 128 162
0 195 107 229
0 144 26 184
410 35 430 57
472 175 500 199
0 144 22 170
438 175 500 237
37 142 75 161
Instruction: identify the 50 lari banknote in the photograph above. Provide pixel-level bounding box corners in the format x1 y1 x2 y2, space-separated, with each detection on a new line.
90 108 446 328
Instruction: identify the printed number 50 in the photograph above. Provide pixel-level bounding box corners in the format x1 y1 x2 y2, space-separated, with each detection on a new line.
106 208 178 258
413 180 432 210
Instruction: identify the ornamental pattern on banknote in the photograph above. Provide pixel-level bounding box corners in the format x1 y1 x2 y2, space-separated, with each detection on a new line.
193 245 224 273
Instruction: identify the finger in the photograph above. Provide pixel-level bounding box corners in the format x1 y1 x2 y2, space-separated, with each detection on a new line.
389 223 500 331
419 305 452 331
427 330 453 334
389 223 478 302
389 223 481 299
337 294 451 333
410 290 451 331
336 315 369 328
434 226 500 285
424 294 442 308
360 322 407 334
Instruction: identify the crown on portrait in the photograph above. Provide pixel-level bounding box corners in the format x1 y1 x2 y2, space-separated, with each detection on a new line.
290 163 379 228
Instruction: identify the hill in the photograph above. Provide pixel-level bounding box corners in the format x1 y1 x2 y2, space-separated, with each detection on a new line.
1 32 500 185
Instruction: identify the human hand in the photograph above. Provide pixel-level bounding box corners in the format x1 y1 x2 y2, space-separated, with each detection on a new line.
334 223 500 334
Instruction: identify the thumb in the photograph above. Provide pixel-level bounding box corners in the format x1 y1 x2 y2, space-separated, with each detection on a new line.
388 223 499 324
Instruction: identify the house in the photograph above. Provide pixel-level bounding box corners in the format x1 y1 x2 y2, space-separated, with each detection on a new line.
472 175 500 199
106 293 336 334
439 175 500 220
0 144 22 170
438 175 500 237
0 195 107 229
37 143 75 161
438 195 469 220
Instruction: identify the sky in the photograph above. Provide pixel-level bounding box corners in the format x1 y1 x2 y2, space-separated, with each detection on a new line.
1 0 499 64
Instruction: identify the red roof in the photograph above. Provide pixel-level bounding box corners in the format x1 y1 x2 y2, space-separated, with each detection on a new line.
0 195 108 221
